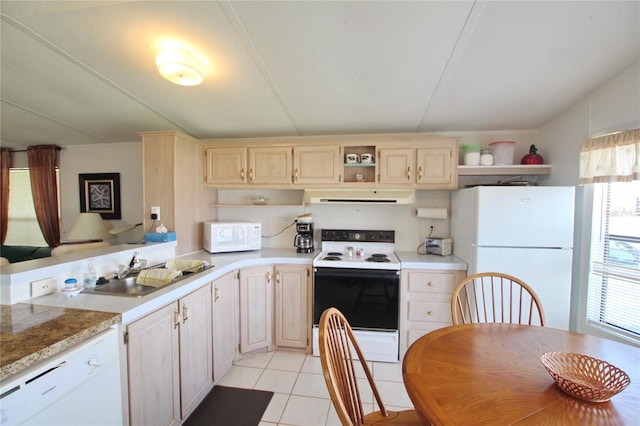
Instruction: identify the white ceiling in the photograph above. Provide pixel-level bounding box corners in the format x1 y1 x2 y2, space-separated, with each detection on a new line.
1 1 638 149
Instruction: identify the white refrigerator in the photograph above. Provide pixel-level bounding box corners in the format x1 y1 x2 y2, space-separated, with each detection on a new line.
451 186 575 330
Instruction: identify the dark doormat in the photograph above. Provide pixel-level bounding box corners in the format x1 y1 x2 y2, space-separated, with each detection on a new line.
183 385 274 426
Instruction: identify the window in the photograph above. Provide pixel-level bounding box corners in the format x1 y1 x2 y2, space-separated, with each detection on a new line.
4 169 60 246
587 181 640 340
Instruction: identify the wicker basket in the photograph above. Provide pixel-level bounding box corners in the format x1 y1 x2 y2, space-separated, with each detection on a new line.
540 352 631 403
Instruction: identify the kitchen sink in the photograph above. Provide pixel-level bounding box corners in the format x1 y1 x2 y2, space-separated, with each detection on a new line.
82 263 214 298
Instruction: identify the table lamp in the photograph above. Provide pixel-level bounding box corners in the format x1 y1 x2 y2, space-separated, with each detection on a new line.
67 213 112 242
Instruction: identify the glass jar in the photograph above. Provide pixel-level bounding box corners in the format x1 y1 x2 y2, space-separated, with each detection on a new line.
461 145 481 165
480 149 494 165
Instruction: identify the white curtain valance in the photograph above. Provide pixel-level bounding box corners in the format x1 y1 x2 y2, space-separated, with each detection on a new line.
579 128 640 184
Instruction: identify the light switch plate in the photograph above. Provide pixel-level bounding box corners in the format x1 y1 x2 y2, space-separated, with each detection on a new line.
31 277 57 297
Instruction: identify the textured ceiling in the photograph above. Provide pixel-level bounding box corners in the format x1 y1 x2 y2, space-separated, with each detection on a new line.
1 1 638 149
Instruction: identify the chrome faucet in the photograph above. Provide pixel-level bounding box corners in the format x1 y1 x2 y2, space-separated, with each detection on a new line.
114 252 141 279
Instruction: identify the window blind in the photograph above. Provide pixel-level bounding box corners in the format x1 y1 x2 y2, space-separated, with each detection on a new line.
586 182 640 339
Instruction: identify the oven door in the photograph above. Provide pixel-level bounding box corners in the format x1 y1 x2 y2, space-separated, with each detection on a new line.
313 267 399 331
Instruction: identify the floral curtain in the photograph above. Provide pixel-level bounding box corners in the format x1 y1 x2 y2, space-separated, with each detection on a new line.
27 145 61 247
579 128 640 184
0 148 10 244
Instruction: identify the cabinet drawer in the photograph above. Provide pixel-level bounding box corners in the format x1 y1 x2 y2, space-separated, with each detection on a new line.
408 301 451 323
407 271 458 295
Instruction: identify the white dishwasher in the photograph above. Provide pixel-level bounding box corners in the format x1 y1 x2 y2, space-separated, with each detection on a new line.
0 326 123 426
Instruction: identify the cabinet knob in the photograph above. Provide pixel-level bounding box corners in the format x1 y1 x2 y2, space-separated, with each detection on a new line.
174 311 181 328
249 169 254 181
266 271 271 282
183 305 189 323
241 168 245 180
214 287 220 301
418 166 423 180
427 311 434 316
407 166 411 181
428 282 435 287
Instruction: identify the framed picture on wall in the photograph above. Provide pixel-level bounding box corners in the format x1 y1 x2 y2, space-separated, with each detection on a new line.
79 173 121 219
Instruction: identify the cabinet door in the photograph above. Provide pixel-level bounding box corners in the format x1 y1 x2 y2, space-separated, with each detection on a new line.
399 269 466 359
378 148 414 184
128 303 181 426
274 265 310 349
205 147 247 185
179 285 213 419
416 145 457 189
248 147 292 185
293 145 341 184
213 271 238 380
239 266 273 353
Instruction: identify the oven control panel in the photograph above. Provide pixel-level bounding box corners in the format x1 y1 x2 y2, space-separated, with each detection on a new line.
321 229 394 243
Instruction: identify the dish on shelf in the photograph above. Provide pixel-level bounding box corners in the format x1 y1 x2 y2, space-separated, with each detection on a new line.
59 287 83 297
252 196 268 205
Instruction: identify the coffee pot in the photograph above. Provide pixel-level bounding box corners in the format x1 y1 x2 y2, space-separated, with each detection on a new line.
294 222 314 253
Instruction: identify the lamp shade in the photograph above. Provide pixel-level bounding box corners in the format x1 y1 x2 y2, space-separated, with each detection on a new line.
67 213 112 241
156 48 205 86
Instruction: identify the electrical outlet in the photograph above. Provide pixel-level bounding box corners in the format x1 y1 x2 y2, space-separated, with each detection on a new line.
151 206 160 220
31 277 57 297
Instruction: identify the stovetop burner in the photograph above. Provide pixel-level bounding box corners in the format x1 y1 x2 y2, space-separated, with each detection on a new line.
322 256 342 261
327 252 343 256
365 256 390 262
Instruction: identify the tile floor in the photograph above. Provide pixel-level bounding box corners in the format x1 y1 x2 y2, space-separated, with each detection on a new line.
217 350 415 426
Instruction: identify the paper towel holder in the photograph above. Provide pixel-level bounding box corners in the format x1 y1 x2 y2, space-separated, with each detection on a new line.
416 207 448 219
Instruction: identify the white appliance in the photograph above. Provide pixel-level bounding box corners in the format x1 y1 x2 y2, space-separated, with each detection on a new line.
451 186 575 330
0 327 122 425
312 230 401 362
203 221 261 253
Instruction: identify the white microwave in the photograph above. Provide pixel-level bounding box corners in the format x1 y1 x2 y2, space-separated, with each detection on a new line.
203 221 261 253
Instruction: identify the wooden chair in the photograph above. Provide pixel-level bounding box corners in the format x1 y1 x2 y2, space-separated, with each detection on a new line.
318 307 422 426
451 272 546 326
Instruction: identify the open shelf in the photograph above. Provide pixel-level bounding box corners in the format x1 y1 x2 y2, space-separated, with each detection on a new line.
458 164 552 176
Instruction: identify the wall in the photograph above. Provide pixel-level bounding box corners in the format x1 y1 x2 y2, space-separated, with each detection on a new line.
59 142 143 243
537 61 640 336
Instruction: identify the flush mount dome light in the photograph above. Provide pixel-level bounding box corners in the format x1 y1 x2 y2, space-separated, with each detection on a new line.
156 48 205 86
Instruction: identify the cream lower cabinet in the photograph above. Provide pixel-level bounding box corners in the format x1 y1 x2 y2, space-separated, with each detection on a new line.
399 269 466 359
212 270 238 380
127 285 213 426
239 265 274 353
274 265 310 349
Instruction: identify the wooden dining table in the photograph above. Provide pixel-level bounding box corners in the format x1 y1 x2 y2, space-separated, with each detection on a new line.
402 323 640 425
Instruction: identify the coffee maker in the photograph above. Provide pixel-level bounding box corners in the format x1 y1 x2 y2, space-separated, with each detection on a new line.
294 222 314 253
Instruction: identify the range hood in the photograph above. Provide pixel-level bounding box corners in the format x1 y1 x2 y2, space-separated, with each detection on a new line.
304 189 415 204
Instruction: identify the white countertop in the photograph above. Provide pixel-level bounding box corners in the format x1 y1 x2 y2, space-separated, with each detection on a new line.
29 247 466 324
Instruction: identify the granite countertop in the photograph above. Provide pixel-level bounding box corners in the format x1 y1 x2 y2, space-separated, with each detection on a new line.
0 303 121 380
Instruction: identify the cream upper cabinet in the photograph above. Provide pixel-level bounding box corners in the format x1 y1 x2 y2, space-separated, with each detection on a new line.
415 142 457 189
205 147 247 185
127 284 213 425
293 145 341 184
274 265 310 349
248 146 293 185
239 265 274 353
378 148 415 185
212 270 238 381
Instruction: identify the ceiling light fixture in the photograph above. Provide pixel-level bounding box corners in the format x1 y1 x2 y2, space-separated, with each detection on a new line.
156 48 205 86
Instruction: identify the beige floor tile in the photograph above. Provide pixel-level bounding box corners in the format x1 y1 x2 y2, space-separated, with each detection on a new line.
280 395 331 426
301 354 323 374
376 380 414 408
267 350 306 372
217 365 263 388
261 392 289 423
292 372 330 398
373 360 403 382
254 369 299 394
236 350 275 369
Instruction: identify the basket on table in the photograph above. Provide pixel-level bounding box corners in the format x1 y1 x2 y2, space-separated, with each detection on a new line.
540 352 631 403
